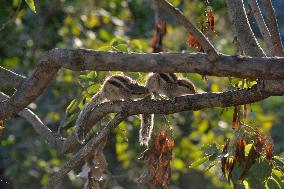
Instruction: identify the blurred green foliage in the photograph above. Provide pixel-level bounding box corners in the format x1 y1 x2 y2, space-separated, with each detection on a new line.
0 0 284 188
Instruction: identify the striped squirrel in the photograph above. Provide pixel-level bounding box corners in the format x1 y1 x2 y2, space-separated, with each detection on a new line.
76 75 150 144
139 73 196 146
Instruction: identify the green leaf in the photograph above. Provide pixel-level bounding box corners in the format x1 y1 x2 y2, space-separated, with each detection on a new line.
232 161 245 183
271 169 284 187
266 177 281 189
25 0 36 13
204 160 218 172
245 144 253 157
189 155 212 168
272 169 283 180
243 180 250 189
172 158 185 171
110 37 127 46
97 45 112 51
86 84 101 94
79 71 97 80
249 158 272 183
66 99 80 115
112 44 129 52
98 29 112 41
274 156 284 168
129 39 147 52
203 143 220 155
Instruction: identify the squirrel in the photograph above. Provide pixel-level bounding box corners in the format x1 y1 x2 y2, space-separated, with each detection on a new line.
76 74 150 144
139 73 196 146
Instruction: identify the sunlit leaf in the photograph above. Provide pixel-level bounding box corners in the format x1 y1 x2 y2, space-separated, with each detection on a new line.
245 144 253 157
172 158 185 171
266 177 281 189
86 84 101 94
96 45 112 51
112 44 129 52
204 160 218 172
189 155 212 168
25 0 36 13
66 99 80 115
79 71 97 80
272 169 284 181
274 156 284 167
98 29 112 41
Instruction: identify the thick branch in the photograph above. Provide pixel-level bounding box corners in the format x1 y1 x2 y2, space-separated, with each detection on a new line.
226 0 265 57
62 80 284 153
3 49 284 119
0 55 60 119
0 92 64 149
48 49 284 75
248 0 272 56
155 0 219 60
262 0 284 56
43 113 126 189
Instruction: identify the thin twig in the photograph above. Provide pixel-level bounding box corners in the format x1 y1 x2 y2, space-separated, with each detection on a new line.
0 92 64 150
248 0 273 56
155 0 219 60
43 113 127 189
0 0 23 32
153 0 161 22
262 0 284 56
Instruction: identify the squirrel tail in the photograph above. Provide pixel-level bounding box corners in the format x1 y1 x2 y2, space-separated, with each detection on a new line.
139 95 154 146
139 113 154 146
75 92 102 144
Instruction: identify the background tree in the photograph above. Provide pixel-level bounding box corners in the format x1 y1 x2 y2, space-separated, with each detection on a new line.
0 0 284 188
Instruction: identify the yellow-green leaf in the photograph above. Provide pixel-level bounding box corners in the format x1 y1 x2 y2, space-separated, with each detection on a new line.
245 144 253 157
189 155 212 168
25 0 36 13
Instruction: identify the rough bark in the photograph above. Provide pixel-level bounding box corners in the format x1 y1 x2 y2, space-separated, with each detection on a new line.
262 0 284 56
248 0 272 55
226 0 265 57
3 49 284 119
43 114 126 189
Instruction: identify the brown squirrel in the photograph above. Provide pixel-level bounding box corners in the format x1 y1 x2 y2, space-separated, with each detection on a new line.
76 75 150 144
139 73 196 146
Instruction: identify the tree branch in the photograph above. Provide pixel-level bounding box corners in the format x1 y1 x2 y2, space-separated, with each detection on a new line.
262 0 284 56
226 0 265 57
0 54 60 119
49 49 284 75
248 0 273 56
3 49 284 119
0 66 26 88
0 92 64 149
155 0 219 60
43 113 127 189
62 80 284 153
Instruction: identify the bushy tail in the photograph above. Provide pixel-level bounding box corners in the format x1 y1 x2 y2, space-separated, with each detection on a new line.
75 92 102 144
139 113 154 146
139 95 154 146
